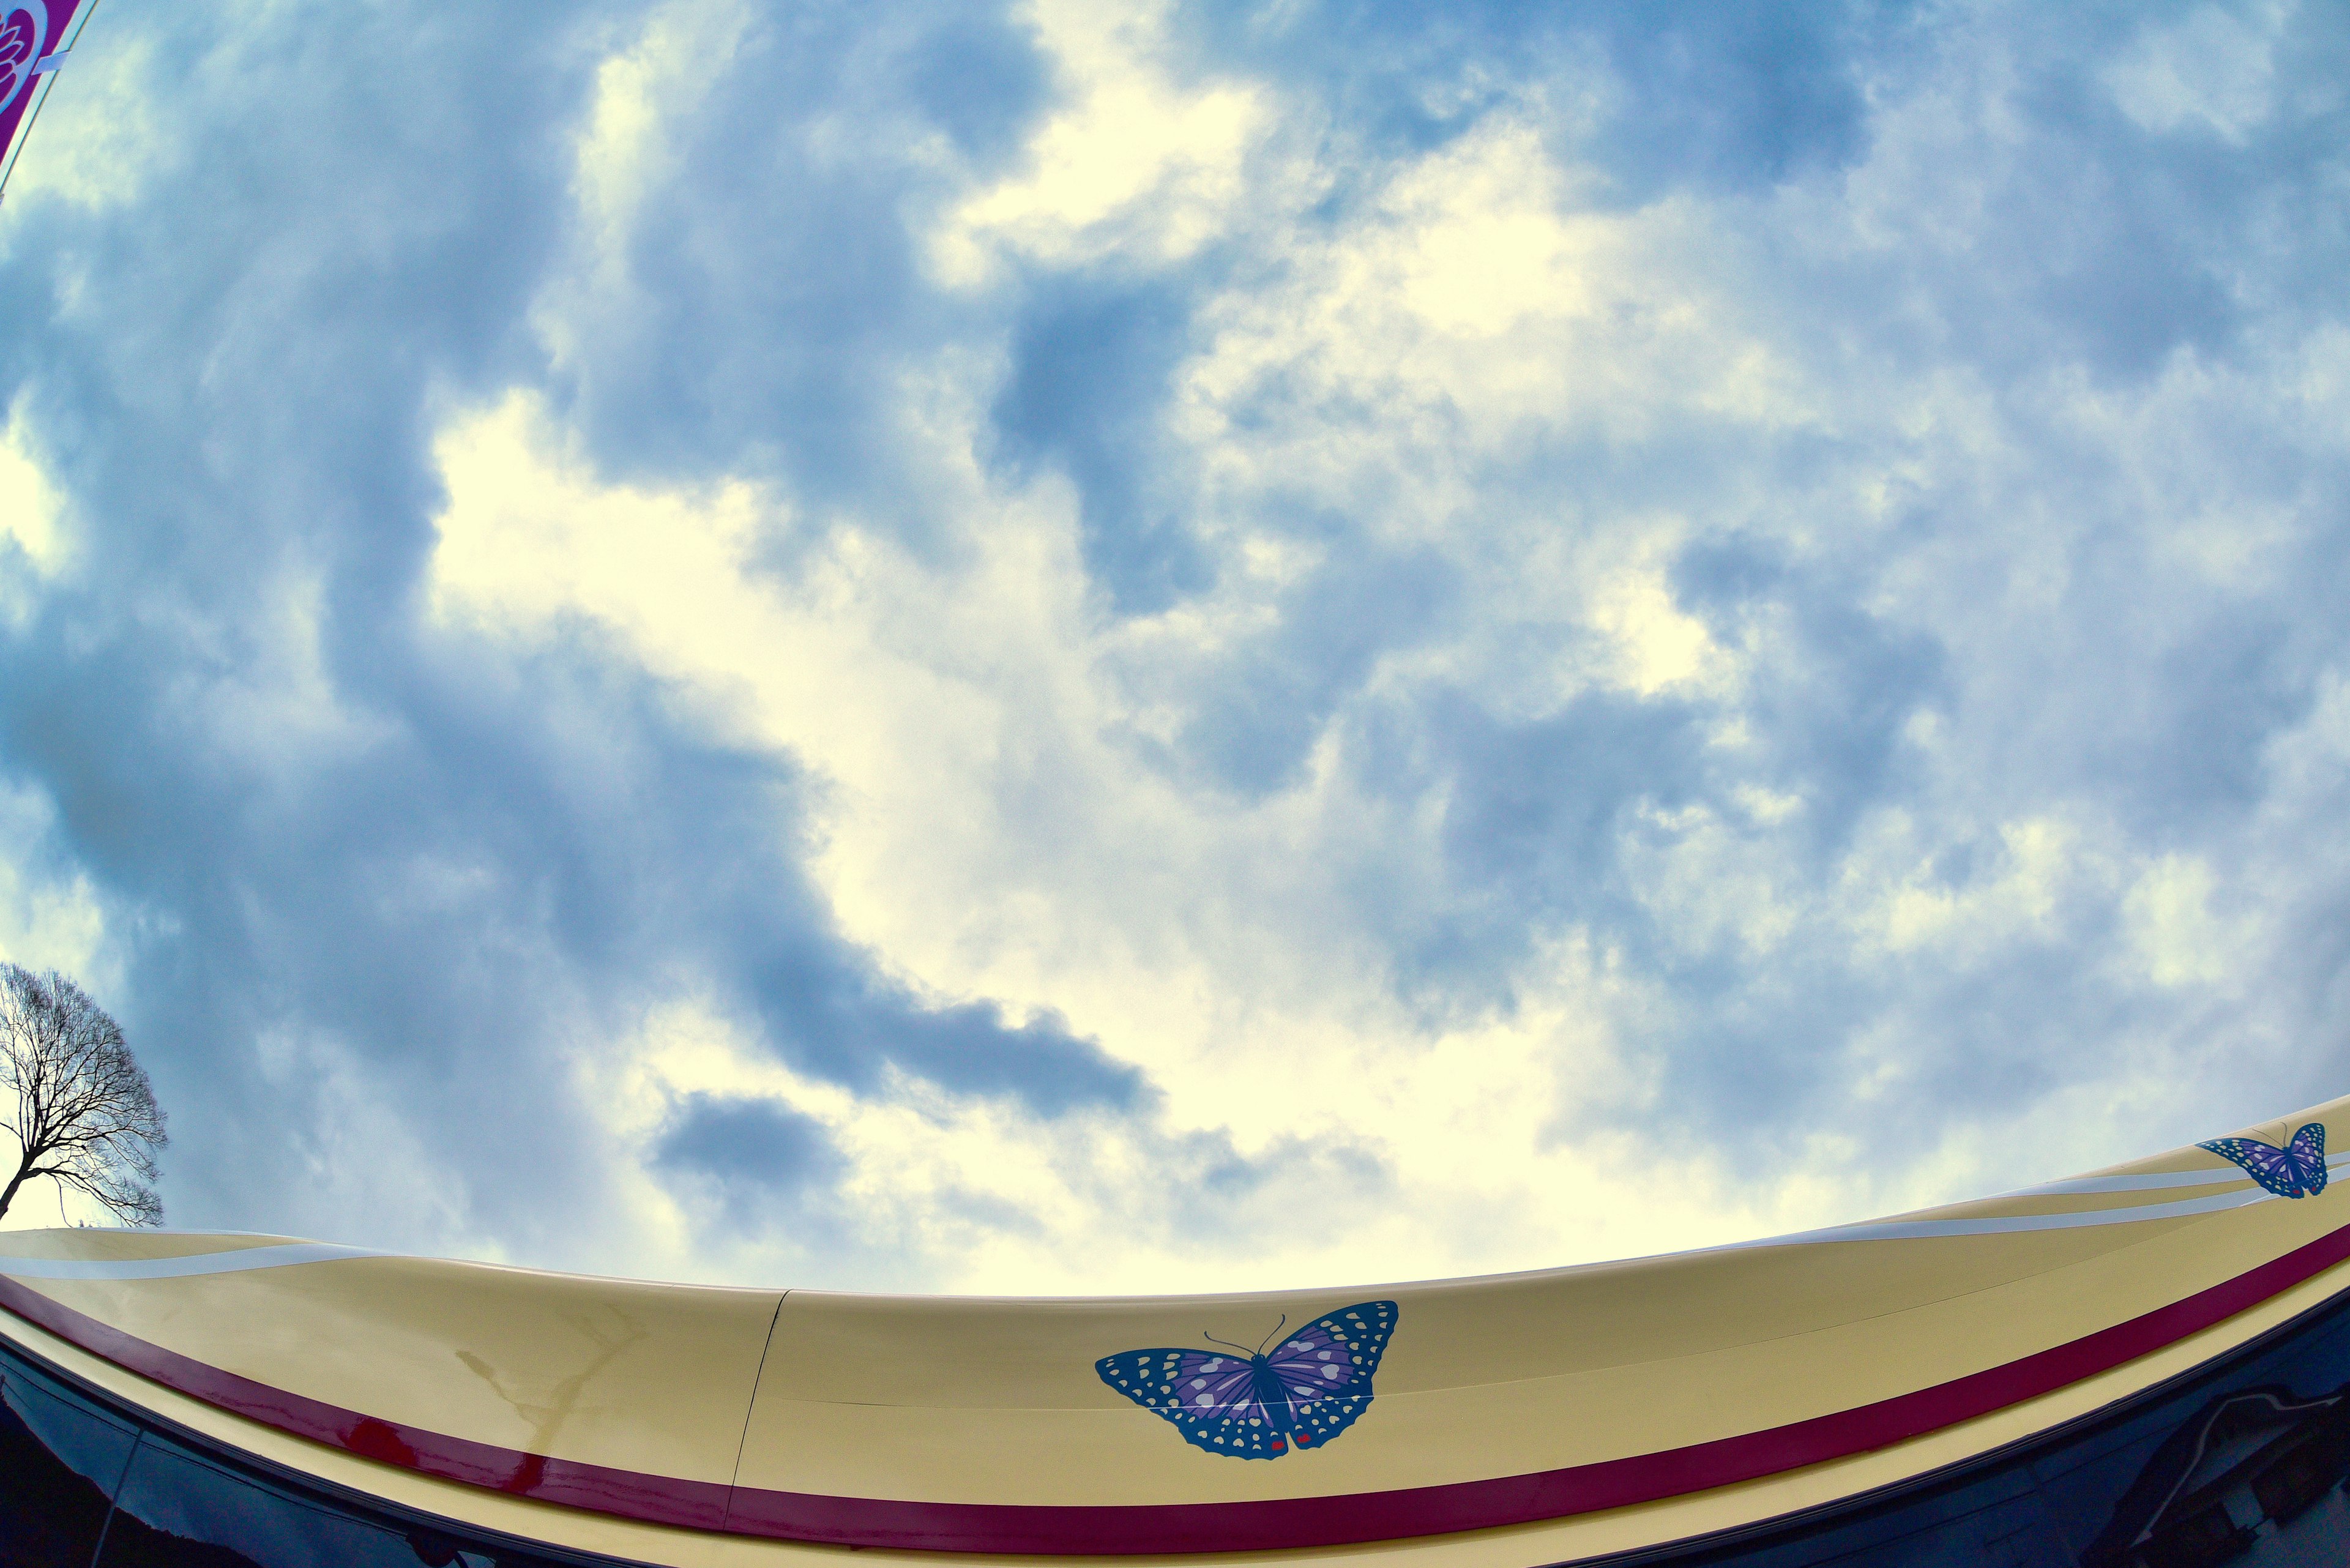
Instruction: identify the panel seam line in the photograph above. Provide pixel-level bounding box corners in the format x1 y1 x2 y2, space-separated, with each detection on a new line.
723 1289 788 1531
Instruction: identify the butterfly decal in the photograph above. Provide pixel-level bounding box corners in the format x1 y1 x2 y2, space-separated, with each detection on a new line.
1095 1300 1398 1460
2199 1123 2328 1198
0 6 49 119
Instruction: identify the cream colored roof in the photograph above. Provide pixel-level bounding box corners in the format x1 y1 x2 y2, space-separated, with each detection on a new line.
4 1097 2347 1564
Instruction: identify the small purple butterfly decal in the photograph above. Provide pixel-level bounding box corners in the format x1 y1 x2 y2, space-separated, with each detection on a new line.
2199 1122 2327 1198
1096 1301 1398 1460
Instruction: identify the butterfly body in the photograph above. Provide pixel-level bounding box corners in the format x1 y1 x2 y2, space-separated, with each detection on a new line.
2199 1122 2328 1198
1096 1300 1398 1461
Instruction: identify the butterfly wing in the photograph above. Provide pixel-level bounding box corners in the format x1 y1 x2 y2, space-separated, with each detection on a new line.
2286 1122 2329 1197
1095 1348 1292 1460
0 7 47 121
2201 1134 2321 1198
1097 1302 1402 1461
1261 1301 1400 1451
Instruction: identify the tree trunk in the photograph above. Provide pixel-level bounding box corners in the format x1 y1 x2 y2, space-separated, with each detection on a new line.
0 1155 34 1222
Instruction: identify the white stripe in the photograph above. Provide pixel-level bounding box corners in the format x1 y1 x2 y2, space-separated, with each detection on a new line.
2004 1151 2350 1198
2016 1168 2250 1196
0 1243 379 1280
4 1163 2332 1280
1736 1184 2278 1250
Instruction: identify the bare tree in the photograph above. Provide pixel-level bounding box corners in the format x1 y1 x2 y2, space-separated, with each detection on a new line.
0 965 167 1226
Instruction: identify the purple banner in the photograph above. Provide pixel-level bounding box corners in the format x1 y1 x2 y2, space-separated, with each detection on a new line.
0 0 89 201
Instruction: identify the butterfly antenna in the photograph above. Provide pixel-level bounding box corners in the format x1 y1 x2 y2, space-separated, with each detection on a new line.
1255 1315 1289 1356
1201 1331 1256 1355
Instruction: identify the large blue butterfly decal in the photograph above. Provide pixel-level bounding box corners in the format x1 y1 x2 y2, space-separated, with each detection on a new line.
1095 1300 1398 1460
2199 1123 2328 1198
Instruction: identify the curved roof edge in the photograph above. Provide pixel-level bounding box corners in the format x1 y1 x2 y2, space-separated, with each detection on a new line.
5 1095 2349 1562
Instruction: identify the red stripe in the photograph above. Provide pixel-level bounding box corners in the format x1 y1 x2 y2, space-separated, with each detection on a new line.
0 1274 732 1531
5 1223 2349 1556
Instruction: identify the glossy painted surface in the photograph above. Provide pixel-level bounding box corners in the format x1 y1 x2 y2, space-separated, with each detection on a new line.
4 1097 2350 1560
0 1345 135 1567
10 1253 2350 1566
1615 1282 2350 1567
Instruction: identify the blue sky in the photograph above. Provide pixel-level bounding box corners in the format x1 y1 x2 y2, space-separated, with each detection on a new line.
1 0 2346 1293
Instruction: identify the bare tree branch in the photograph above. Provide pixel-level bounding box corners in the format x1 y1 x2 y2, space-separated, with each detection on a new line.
0 965 167 1227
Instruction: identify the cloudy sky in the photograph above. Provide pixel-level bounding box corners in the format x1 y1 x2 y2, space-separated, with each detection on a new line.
0 0 2345 1295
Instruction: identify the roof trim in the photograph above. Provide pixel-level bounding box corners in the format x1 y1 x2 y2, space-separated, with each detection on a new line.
5 1224 2349 1555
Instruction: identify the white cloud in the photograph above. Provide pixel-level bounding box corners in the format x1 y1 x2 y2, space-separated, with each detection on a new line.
423 20 2350 1286
0 784 106 985
930 0 1274 283
1591 562 1732 696
2123 854 2242 988
0 397 65 592
0 22 158 215
0 783 119 1235
542 0 755 376
237 1022 509 1258
572 0 753 242
1862 816 2086 960
423 378 1925 1289
1179 118 1805 488
17 0 2350 1288
2103 3 2288 143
